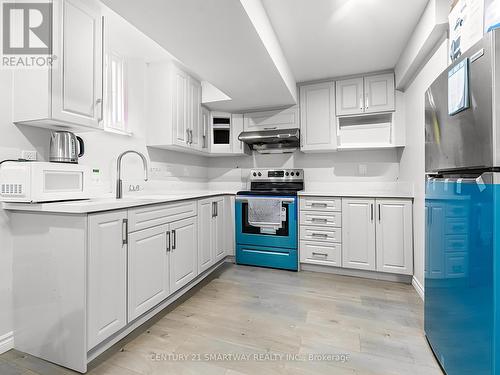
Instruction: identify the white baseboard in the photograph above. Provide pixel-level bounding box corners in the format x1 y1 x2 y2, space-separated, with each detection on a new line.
300 263 412 284
0 331 14 354
412 276 424 300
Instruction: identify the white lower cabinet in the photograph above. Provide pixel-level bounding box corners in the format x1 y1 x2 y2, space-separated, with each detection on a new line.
170 217 198 292
375 199 413 275
341 198 376 271
300 196 413 276
213 197 226 262
342 197 413 274
300 241 342 266
128 224 170 321
197 197 226 273
87 211 128 350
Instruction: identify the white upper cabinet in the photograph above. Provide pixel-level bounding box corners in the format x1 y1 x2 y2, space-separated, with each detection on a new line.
188 77 203 150
336 73 395 117
364 74 395 114
172 66 189 147
87 210 127 350
13 0 103 131
170 217 198 293
146 62 204 154
231 114 246 154
375 199 413 275
128 224 170 321
299 82 337 152
243 106 298 132
201 106 211 151
341 198 376 271
335 78 364 116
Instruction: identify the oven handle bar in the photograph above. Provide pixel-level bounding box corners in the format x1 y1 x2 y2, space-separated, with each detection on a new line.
235 196 295 203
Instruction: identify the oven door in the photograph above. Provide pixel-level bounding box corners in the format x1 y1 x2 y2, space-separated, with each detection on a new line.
235 196 297 249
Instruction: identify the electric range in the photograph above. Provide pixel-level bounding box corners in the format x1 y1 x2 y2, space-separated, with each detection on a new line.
235 169 304 271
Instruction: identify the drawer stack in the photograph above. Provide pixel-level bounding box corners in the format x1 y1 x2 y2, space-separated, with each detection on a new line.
299 197 342 267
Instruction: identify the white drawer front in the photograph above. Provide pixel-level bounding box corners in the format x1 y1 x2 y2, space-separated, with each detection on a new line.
128 200 197 232
300 241 341 266
300 226 341 243
300 197 341 212
300 211 341 227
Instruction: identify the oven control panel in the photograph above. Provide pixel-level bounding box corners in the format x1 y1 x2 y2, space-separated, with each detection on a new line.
249 169 304 181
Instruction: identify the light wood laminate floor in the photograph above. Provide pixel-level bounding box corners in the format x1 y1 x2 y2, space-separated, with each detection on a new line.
0 264 442 375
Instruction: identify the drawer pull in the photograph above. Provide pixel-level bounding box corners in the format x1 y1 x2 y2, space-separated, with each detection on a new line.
312 252 328 258
311 232 328 238
311 217 328 223
311 203 328 208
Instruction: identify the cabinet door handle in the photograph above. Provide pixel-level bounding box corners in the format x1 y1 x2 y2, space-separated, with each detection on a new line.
311 232 328 238
190 129 194 144
172 230 176 250
311 217 327 223
359 95 364 110
312 252 328 258
212 202 215 217
264 127 277 130
365 94 369 110
311 203 327 208
96 98 103 122
370 204 374 222
378 204 381 222
215 202 218 217
122 218 128 245
166 231 171 252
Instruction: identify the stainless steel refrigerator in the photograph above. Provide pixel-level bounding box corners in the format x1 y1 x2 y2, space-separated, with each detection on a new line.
425 30 500 375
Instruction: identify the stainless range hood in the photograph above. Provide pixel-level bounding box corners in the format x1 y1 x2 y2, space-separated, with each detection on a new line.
238 128 300 154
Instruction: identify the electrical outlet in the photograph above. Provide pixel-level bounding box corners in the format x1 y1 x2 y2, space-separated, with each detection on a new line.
358 164 367 176
22 150 37 161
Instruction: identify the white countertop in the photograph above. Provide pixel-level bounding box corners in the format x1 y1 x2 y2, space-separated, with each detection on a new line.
2 191 235 214
298 182 414 198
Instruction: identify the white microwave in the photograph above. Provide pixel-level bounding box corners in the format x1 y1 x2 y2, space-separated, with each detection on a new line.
0 162 90 203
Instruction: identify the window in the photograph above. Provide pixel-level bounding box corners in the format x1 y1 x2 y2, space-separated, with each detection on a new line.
104 52 129 134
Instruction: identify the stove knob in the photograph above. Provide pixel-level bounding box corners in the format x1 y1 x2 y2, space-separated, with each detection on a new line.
285 172 290 176
253 172 257 177
258 172 262 176
296 171 300 176
291 172 295 176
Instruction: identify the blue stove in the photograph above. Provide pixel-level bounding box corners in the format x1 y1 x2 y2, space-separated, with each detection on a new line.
235 169 303 271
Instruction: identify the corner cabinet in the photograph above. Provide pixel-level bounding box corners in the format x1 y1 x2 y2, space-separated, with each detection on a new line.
13 0 104 131
197 197 226 273
146 62 204 153
336 73 395 116
299 82 337 152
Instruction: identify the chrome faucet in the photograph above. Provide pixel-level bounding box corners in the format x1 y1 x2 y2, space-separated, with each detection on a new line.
116 150 149 199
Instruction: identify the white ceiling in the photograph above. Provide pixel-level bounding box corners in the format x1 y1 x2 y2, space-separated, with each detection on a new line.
261 0 429 83
101 0 297 112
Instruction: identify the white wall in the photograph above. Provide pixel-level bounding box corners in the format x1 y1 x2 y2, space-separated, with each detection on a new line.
399 39 448 291
208 149 402 191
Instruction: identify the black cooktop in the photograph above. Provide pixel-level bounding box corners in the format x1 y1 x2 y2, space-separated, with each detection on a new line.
237 190 299 197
